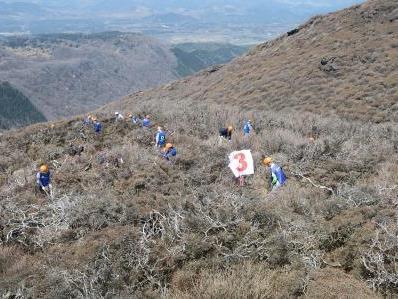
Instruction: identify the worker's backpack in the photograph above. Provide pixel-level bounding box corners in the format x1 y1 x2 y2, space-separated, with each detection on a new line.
276 167 287 185
170 147 177 157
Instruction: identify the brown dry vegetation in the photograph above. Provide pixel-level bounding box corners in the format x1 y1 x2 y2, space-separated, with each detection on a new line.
0 0 397 298
109 0 398 124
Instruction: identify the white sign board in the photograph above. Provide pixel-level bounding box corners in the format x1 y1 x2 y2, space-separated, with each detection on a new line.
228 150 255 178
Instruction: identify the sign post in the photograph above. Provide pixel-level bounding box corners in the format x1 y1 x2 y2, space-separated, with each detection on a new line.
228 150 255 183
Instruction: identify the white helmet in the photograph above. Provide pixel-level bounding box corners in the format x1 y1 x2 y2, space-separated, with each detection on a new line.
115 112 119 115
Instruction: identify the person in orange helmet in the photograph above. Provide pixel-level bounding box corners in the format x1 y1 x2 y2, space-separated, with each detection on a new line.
263 157 287 191
162 143 177 161
36 164 53 197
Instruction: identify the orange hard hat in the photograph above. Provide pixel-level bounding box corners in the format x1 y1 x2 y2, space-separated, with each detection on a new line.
263 157 272 166
165 143 173 149
40 164 49 173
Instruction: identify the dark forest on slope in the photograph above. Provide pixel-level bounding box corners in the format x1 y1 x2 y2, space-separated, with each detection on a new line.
0 82 46 129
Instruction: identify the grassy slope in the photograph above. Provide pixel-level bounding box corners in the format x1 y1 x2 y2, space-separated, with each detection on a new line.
0 0 397 297
117 0 397 123
171 47 206 77
0 81 46 129
172 43 249 77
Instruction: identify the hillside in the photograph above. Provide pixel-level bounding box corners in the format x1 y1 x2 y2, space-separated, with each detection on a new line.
111 0 398 123
0 81 46 129
0 0 397 298
0 33 247 129
0 32 179 122
172 43 249 77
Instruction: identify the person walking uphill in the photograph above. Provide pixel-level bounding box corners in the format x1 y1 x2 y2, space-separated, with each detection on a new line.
36 164 53 197
219 126 234 141
128 113 141 125
83 114 92 126
115 112 124 122
243 120 253 136
142 115 151 128
263 157 287 191
93 117 102 135
155 126 167 148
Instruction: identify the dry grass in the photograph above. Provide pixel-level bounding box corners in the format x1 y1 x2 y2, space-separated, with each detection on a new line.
1 100 396 297
168 261 306 299
107 0 397 124
306 268 378 299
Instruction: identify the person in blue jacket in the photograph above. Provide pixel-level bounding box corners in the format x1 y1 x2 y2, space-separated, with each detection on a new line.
243 120 253 136
129 113 141 125
83 114 92 126
142 115 151 128
93 117 102 134
162 143 177 161
36 164 52 196
263 157 287 191
155 126 167 148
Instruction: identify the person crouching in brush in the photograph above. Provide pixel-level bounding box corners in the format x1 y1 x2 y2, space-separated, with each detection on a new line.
219 126 234 142
36 164 53 198
262 157 287 191
162 143 177 161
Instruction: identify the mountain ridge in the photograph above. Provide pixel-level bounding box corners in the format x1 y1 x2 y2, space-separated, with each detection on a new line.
0 32 248 128
105 0 397 123
172 43 249 77
0 31 179 121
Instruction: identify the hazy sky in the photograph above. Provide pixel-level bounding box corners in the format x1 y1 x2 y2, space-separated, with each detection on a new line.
1 0 365 10
0 0 366 41
0 0 366 20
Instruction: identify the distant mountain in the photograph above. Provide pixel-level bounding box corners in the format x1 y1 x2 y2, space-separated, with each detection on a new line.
75 0 365 17
172 43 249 77
0 32 179 121
92 1 365 23
142 13 199 25
0 0 365 33
0 81 46 129
0 32 248 128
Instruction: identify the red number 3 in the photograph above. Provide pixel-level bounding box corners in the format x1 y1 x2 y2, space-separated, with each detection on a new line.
234 153 248 172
